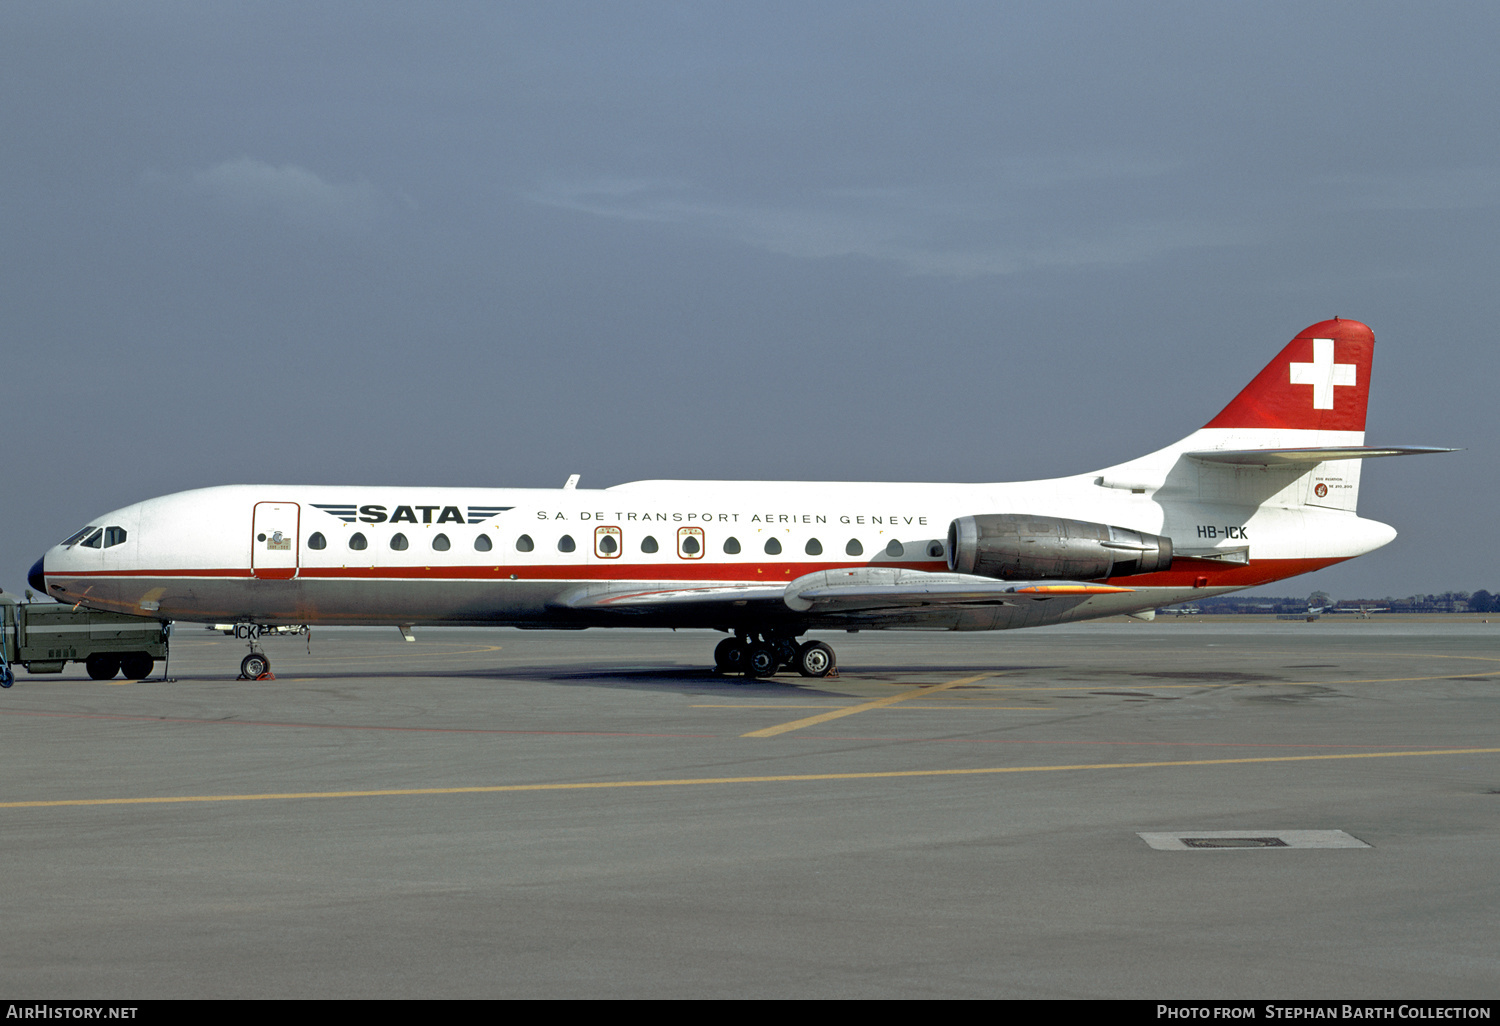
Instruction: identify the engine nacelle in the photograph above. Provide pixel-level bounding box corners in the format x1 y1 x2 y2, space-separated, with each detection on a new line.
947 514 1172 581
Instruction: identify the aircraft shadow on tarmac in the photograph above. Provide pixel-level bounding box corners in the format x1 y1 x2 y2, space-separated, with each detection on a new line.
209 661 1072 694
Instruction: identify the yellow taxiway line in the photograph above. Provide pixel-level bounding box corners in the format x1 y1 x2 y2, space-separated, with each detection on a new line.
739 672 998 737
4 747 1498 809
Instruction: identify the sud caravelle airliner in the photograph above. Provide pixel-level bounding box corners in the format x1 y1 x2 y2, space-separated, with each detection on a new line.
29 318 1452 680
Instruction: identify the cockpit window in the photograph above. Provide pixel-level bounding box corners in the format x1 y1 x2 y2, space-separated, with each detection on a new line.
103 527 127 548
61 527 97 547
79 529 104 549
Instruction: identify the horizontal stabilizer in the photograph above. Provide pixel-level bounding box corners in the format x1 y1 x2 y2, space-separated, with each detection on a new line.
1186 445 1457 467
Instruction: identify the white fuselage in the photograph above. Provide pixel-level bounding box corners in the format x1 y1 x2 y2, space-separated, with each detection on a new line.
36 424 1397 632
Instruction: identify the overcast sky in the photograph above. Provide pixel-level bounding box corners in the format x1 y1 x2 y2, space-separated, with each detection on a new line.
3 2 1495 602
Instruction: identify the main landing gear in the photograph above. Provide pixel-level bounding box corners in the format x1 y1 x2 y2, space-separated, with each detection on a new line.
713 632 837 680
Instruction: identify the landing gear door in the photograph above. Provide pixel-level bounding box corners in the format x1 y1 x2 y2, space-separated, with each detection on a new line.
252 502 300 580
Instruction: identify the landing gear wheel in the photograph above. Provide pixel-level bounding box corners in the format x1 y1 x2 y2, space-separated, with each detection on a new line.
771 637 800 672
85 653 121 680
796 641 836 678
119 652 154 680
240 652 270 679
745 643 779 678
714 637 747 675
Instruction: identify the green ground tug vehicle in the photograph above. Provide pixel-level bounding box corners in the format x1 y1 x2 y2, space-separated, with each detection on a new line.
0 593 168 687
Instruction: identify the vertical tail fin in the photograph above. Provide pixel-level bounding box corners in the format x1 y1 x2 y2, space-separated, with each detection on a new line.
1203 318 1373 433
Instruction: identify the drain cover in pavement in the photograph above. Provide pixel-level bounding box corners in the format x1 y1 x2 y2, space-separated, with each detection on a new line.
1138 830 1369 850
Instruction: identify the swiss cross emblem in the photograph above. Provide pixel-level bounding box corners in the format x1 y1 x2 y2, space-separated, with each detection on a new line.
1289 338 1356 410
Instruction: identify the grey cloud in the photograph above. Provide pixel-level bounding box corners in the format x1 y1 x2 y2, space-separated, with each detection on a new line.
525 177 1241 278
1315 166 1500 211
147 158 387 228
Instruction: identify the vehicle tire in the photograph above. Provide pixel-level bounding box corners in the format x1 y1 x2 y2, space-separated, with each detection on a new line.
714 637 746 674
745 643 778 678
85 653 121 680
119 652 154 680
796 641 835 678
240 653 270 678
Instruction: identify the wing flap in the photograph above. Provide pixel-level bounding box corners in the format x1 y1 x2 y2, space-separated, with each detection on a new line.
784 568 1130 614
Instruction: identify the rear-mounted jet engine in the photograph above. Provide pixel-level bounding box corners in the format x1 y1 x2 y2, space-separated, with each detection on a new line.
947 514 1172 581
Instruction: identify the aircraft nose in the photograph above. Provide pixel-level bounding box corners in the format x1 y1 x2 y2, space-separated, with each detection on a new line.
28 555 46 594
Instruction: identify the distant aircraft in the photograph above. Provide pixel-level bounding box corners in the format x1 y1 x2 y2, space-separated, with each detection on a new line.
1164 605 1202 616
29 319 1453 679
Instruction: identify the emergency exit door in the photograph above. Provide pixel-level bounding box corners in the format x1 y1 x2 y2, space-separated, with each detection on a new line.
252 502 301 580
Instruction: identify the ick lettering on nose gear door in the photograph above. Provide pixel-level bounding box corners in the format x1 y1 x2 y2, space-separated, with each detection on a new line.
252 502 300 580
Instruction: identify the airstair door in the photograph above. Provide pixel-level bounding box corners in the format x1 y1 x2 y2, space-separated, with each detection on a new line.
252 502 301 580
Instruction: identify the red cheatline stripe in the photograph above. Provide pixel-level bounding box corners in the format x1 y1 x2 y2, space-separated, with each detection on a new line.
1106 556 1347 588
46 556 1341 588
51 560 947 582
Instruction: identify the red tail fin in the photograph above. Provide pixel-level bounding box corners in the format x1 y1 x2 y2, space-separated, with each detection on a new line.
1204 319 1374 432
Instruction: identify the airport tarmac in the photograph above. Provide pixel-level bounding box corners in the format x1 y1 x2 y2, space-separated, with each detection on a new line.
1 620 1497 999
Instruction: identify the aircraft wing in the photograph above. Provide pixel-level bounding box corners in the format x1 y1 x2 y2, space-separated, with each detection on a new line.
1186 445 1457 466
554 568 1131 620
782 567 1130 614
557 581 790 613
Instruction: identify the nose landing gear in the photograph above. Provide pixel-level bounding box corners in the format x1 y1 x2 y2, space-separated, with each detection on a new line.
229 623 308 680
713 632 837 679
240 652 272 679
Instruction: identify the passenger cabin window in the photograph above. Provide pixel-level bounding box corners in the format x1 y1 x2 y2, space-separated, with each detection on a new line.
558 534 576 553
764 537 781 555
805 538 822 556
885 539 904 557
516 534 534 552
433 533 450 551
391 533 409 551
723 537 741 554
641 535 659 553
677 527 703 558
475 534 493 552
928 541 944 558
80 529 103 549
307 532 327 550
846 539 863 556
349 532 368 551
103 527 127 548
